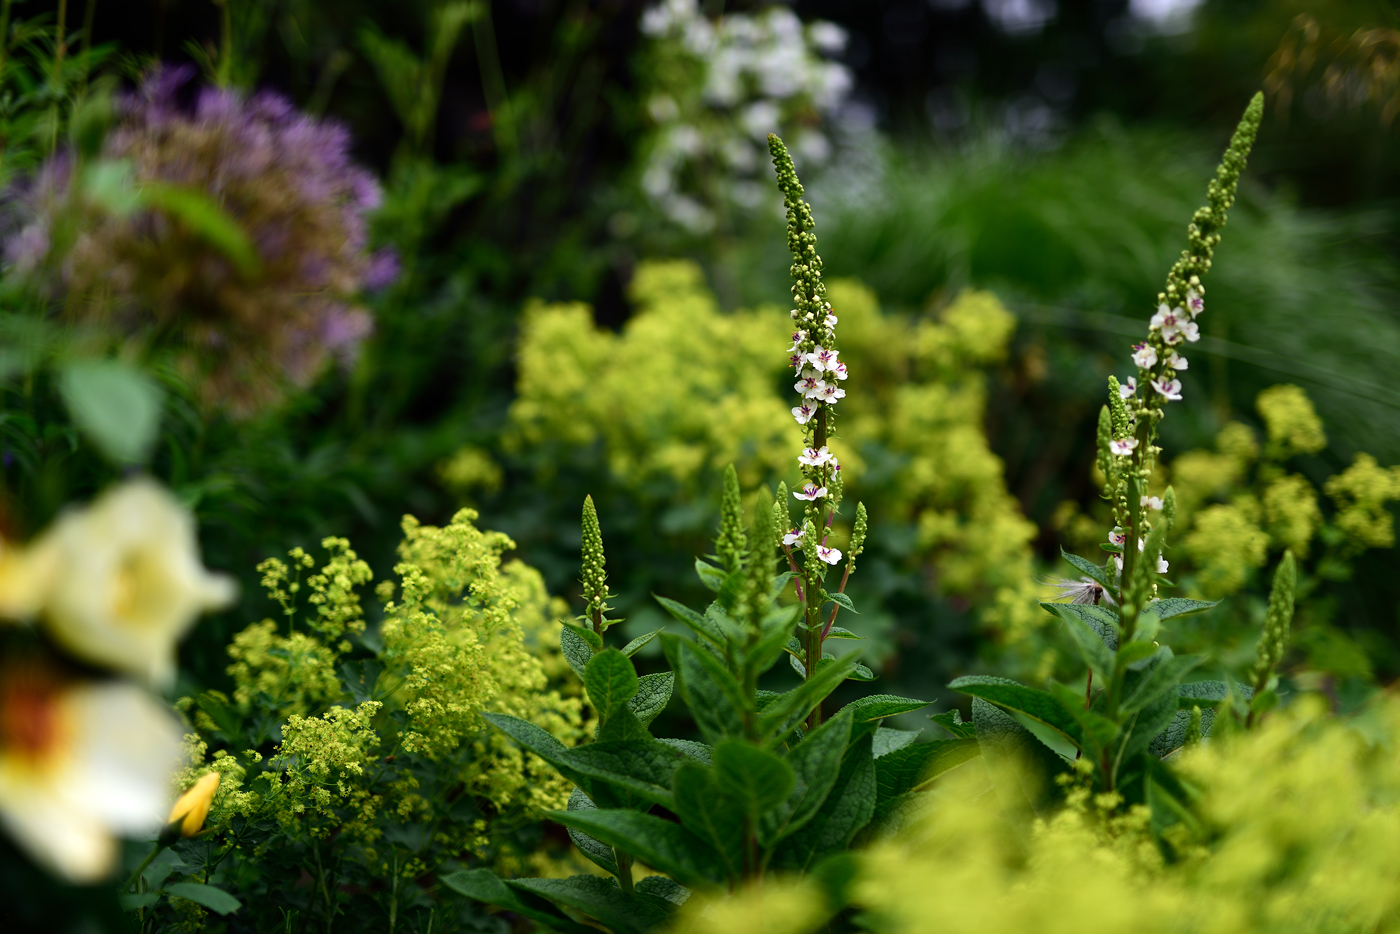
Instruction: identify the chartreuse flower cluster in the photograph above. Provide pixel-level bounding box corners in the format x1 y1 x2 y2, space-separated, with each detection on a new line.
444 137 985 934
146 510 586 932
0 480 233 886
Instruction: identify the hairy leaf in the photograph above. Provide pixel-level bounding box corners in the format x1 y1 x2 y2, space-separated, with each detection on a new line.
758 652 861 740
1149 598 1221 620
773 733 877 872
566 787 617 875
585 649 640 721
1046 605 1116 676
669 636 748 744
972 697 1067 812
840 694 933 723
560 625 596 679
713 740 795 817
672 763 745 880
1060 547 1112 589
621 629 665 657
627 672 674 727
1041 601 1120 652
654 595 724 647
550 809 726 887
440 869 595 934
1178 680 1253 709
760 708 852 847
1121 650 1204 717
948 676 1082 748
509 875 675 934
875 738 979 799
871 727 922 758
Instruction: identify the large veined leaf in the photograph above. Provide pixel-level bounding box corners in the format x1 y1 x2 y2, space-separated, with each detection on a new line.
560 624 596 679
163 883 241 916
1060 547 1113 590
509 875 676 934
1045 681 1117 758
622 629 666 657
772 733 877 872
948 676 1083 748
838 694 933 723
566 787 618 875
586 649 640 719
550 809 727 888
1041 602 1120 652
1148 598 1221 620
874 739 980 801
654 595 725 647
972 697 1068 813
1116 659 1184 765
1045 605 1117 677
713 740 794 818
760 708 852 847
59 359 164 465
658 737 712 764
672 763 745 880
1120 650 1204 717
871 727 922 758
757 652 861 740
1177 680 1253 709
667 635 747 744
440 869 595 934
1150 707 1217 759
627 673 674 727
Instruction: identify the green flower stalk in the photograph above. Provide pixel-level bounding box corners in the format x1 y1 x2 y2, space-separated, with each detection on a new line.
1248 550 1296 727
581 495 613 634
716 463 748 573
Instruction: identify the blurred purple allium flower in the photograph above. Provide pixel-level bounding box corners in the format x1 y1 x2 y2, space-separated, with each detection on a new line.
5 67 397 415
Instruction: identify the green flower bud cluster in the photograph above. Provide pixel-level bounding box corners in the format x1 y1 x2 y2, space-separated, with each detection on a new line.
716 464 748 574
1251 551 1296 691
582 495 615 634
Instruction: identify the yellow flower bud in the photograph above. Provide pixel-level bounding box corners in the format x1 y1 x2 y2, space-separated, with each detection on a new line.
167 772 219 838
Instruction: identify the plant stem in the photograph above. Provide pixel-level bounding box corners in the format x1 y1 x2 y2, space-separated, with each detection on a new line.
613 847 634 895
122 842 165 895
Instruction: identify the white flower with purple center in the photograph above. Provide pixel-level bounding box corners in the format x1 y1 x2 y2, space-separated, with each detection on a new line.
1186 289 1204 317
1165 350 1187 371
790 353 806 373
831 361 848 381
1141 495 1163 511
824 312 838 328
814 383 846 404
792 403 815 425
782 527 804 547
806 347 839 372
794 483 828 501
1109 528 1127 547
1132 342 1158 369
816 546 843 565
1119 377 1137 400
1110 438 1138 456
795 372 822 396
798 445 835 467
1152 378 1183 401
787 330 808 352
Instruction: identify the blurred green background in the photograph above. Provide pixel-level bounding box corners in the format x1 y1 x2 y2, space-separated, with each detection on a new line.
4 0 1399 710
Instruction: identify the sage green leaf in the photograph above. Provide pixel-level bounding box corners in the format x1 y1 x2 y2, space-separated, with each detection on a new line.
1046 681 1117 758
1060 548 1112 589
871 727 922 758
826 592 859 614
1118 659 1184 764
636 875 690 907
1121 650 1204 717
621 629 665 657
848 662 877 681
840 694 933 723
747 606 801 677
566 787 618 875
654 595 724 647
928 709 976 738
972 697 1067 812
550 809 726 887
874 738 979 800
695 558 726 592
670 636 748 744
772 733 877 872
59 359 163 465
713 740 794 817
1178 680 1253 709
948 676 1082 748
672 763 745 880
164 883 241 916
1148 598 1221 620
565 740 688 809
627 672 674 727
1046 605 1115 677
440 869 594 934
757 652 861 740
1150 707 1217 758
658 737 712 764
1040 602 1119 651
825 626 864 640
560 625 596 679
585 649 640 721
760 708 852 847
509 875 675 934
1118 640 1159 668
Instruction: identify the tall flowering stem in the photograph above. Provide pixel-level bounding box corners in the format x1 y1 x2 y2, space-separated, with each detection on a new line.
1108 93 1263 632
769 134 855 729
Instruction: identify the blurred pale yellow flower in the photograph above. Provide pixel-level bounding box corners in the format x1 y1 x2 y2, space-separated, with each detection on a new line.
167 771 219 838
22 479 237 686
0 670 184 882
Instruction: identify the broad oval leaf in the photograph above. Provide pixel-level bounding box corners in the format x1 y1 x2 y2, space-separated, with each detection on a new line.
948 676 1083 748
59 359 163 465
164 883 241 916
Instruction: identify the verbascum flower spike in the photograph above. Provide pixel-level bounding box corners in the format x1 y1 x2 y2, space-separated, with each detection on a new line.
847 502 868 572
581 495 612 634
716 464 748 573
1095 403 1114 499
1250 550 1296 721
165 772 219 841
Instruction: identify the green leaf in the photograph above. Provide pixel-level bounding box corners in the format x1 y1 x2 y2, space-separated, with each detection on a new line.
621 629 665 657
1060 548 1112 590
560 624 597 679
509 876 675 934
929 709 976 739
1148 598 1221 620
840 694 933 723
713 740 794 817
825 592 859 614
1045 681 1117 758
194 691 242 740
772 733 877 872
695 558 726 592
1117 660 1185 764
872 727 922 758
672 763 744 880
758 652 861 740
1118 640 1159 668
972 697 1067 812
1150 707 1217 758
1249 688 1279 715
1040 602 1119 651
164 883 241 916
668 636 748 744
848 662 877 682
1121 650 1204 717
824 626 864 640
550 809 726 888
119 893 160 910
585 650 640 721
654 596 725 647
1045 604 1116 676
566 787 618 875
440 869 595 934
636 875 690 907
627 672 674 727
760 708 852 847
1177 680 1253 709
875 738 979 799
142 182 261 277
658 737 712 764
948 676 1082 748
58 359 164 465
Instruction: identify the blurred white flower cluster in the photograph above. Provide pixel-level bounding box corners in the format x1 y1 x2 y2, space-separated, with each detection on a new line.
637 0 854 233
0 480 234 882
